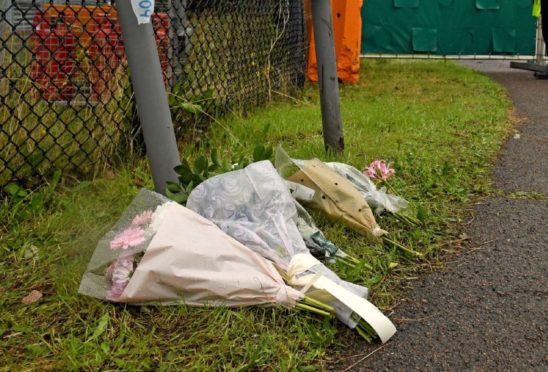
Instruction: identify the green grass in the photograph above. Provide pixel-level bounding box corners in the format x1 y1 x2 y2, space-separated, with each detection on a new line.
0 60 512 369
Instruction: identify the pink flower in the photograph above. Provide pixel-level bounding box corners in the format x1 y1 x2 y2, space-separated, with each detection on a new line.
106 255 135 301
363 160 395 181
131 210 153 227
110 227 145 250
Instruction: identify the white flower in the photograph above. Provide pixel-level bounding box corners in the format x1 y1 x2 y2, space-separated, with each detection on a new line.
149 202 176 233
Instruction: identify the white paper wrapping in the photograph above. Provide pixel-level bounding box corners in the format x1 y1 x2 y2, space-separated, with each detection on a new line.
287 254 396 343
79 189 301 308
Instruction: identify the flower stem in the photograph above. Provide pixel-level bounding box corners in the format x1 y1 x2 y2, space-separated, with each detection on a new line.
355 319 379 342
355 323 374 342
358 319 377 336
295 302 332 317
336 256 357 268
382 236 423 258
301 295 335 313
381 179 398 195
338 251 360 264
393 212 420 227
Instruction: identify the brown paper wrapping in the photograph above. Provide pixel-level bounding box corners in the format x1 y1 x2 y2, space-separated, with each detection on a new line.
288 159 385 238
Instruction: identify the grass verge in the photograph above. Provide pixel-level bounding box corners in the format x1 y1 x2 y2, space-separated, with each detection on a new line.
0 60 512 369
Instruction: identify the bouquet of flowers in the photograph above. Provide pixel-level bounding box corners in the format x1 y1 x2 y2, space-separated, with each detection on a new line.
275 147 422 258
326 162 408 215
186 161 396 342
285 179 358 265
328 161 420 227
275 147 386 238
79 190 332 316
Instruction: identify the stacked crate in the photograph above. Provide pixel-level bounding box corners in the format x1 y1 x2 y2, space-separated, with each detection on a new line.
30 5 169 102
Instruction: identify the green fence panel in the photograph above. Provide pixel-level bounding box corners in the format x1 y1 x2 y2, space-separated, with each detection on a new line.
362 0 537 55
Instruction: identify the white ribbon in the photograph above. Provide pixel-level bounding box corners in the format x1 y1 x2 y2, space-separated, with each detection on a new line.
131 0 154 25
287 253 397 343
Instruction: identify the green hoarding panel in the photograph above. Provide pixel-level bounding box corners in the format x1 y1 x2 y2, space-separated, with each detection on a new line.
395 0 420 8
476 0 500 10
412 27 438 52
492 28 516 53
362 0 537 55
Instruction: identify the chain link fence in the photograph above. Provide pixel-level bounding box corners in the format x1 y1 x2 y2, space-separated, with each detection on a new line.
0 0 306 188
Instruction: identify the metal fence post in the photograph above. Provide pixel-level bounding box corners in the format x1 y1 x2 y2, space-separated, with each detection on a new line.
535 17 545 64
310 0 344 152
116 0 180 194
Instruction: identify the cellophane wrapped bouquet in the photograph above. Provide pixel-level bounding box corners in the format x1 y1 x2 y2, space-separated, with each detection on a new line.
187 161 396 342
79 189 332 315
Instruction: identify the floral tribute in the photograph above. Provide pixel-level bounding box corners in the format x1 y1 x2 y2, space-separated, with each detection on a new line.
363 160 395 181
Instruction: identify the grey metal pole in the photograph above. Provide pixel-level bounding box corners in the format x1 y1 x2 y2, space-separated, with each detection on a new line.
117 0 180 194
535 17 545 64
310 0 344 152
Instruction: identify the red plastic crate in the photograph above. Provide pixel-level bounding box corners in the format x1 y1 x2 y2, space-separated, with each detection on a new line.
30 6 171 102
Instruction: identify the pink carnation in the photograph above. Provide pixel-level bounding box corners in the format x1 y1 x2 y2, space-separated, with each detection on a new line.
131 210 153 227
110 227 145 250
363 160 395 181
106 255 135 301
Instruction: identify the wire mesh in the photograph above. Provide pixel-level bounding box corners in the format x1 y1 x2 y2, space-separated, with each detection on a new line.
0 0 306 188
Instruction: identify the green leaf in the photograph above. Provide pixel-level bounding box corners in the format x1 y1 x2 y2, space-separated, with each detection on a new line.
25 344 49 357
174 159 192 176
178 101 203 115
28 194 44 213
166 189 188 204
441 161 451 176
166 181 182 193
192 173 204 184
75 181 92 190
175 159 195 185
239 156 250 168
100 342 110 354
417 206 428 223
87 314 109 342
114 359 129 368
4 183 27 198
178 173 194 185
194 156 208 175
252 144 273 162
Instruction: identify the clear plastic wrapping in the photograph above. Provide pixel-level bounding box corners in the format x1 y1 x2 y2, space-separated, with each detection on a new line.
326 162 409 215
79 189 302 308
186 161 370 328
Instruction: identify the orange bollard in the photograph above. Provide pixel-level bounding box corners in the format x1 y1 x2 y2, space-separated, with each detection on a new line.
306 0 363 84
